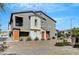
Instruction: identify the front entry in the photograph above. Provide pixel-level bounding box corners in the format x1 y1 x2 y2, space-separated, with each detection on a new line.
46 31 50 40
13 30 19 41
42 31 44 40
75 37 79 43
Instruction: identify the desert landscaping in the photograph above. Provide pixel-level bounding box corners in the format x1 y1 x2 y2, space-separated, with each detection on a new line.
0 39 79 55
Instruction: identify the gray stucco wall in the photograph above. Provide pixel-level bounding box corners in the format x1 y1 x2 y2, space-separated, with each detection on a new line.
12 13 34 31
10 12 57 39
36 12 57 39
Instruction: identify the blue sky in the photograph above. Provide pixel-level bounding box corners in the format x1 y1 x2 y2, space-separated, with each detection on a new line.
0 3 79 31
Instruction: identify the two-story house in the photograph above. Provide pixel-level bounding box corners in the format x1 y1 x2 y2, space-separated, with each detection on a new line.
9 11 57 41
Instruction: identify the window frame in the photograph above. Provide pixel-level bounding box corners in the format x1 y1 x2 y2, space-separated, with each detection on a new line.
15 16 23 26
35 19 37 27
19 32 29 37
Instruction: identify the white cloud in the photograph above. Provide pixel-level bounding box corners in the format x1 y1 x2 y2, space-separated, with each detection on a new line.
54 17 65 24
6 3 70 13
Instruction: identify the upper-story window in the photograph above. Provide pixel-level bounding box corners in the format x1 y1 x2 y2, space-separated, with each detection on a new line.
15 16 23 26
42 20 44 24
54 23 56 27
35 19 37 27
41 18 46 25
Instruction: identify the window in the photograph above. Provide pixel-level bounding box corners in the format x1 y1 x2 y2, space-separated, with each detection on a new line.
9 32 13 37
15 16 23 26
53 23 56 27
55 33 57 36
42 20 44 24
20 32 29 37
35 19 37 26
29 16 31 20
42 19 46 25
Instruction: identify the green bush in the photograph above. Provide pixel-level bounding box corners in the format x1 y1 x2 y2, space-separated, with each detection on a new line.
20 39 23 41
3 42 6 45
26 36 32 41
2 42 8 48
55 42 64 46
63 40 67 43
52 37 55 39
73 43 79 48
64 42 71 46
34 37 39 41
0 42 9 52
0 45 4 51
41 38 45 41
47 38 50 40
55 42 71 46
60 37 64 40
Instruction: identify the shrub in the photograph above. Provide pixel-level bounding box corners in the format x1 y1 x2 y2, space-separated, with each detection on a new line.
3 42 6 45
2 42 8 48
0 42 9 52
47 38 50 40
26 36 32 41
34 37 39 41
73 43 79 48
20 39 23 41
52 37 55 39
60 37 64 40
0 45 4 51
41 38 44 41
55 42 64 46
64 42 71 46
55 42 71 46
63 40 67 43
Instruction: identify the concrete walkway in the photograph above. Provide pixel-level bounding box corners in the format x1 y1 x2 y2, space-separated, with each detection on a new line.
1 40 79 55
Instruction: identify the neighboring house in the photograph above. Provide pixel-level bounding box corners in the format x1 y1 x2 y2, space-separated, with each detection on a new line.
0 31 8 43
9 11 57 41
0 31 8 38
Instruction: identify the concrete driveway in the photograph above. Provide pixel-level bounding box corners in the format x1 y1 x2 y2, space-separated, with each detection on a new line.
1 40 79 55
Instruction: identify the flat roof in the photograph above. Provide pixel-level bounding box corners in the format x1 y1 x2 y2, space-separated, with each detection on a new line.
9 11 56 24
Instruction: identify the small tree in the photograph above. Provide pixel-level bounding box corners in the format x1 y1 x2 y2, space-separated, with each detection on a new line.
72 28 79 37
57 31 64 37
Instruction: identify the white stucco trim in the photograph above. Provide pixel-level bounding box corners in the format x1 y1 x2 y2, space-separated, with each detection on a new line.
30 16 41 30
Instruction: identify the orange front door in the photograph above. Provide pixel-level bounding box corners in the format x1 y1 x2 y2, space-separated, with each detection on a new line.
13 30 19 41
